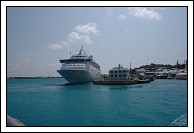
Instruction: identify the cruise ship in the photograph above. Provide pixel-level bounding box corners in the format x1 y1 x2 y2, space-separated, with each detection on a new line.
57 46 101 84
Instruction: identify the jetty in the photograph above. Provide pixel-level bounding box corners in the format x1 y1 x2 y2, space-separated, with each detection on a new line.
93 80 137 85
93 64 153 85
93 79 150 85
93 64 154 85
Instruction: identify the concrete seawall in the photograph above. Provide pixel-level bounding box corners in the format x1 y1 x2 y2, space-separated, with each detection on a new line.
93 79 150 85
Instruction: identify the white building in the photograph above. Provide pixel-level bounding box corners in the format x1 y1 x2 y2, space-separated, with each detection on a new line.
108 64 130 80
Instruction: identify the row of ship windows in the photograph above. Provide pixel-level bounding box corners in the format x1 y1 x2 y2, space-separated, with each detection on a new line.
110 74 127 77
64 67 86 70
65 65 85 67
110 70 129 73
73 56 87 57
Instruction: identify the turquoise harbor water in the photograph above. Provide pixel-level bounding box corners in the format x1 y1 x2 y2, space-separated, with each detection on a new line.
7 78 187 126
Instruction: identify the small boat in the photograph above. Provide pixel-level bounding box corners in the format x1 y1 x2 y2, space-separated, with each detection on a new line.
176 73 187 80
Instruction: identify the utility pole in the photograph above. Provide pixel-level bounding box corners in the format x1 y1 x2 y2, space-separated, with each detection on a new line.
147 58 148 65
129 62 132 78
176 59 179 68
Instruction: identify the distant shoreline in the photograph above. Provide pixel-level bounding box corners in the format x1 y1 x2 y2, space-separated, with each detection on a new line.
8 77 63 79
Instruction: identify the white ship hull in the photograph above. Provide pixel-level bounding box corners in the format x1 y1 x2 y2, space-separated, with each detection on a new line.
57 69 101 84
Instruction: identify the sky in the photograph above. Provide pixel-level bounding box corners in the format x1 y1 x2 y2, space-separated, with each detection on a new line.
7 6 188 77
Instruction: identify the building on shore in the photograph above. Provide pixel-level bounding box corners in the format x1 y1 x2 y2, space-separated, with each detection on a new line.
108 64 130 80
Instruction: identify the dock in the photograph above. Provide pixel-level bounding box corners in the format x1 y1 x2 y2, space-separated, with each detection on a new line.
93 79 150 85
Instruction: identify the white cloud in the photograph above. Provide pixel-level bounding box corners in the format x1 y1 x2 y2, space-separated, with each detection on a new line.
49 22 99 50
62 41 69 47
19 56 31 64
68 22 99 44
8 57 31 72
80 35 92 44
128 7 161 21
49 41 69 50
74 22 98 35
118 15 127 21
49 43 63 50
68 32 80 44
68 32 92 44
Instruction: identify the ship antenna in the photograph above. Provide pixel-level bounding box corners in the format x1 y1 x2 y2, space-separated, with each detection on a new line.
81 44 83 50
79 44 84 55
